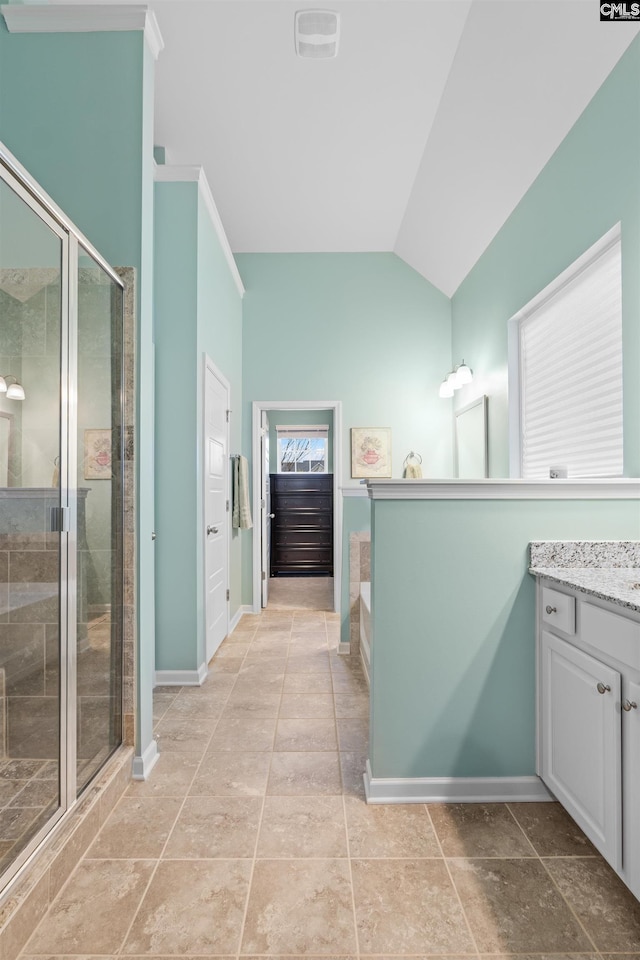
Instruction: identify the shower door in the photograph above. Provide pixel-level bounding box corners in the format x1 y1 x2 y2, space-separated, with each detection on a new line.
0 145 124 891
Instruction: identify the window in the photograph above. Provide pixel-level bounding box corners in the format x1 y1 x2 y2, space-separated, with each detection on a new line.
510 225 623 479
276 425 329 473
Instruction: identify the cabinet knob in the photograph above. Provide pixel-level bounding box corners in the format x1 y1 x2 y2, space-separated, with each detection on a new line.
269 513 275 519
622 699 638 712
596 682 611 695
207 525 219 536
545 605 557 615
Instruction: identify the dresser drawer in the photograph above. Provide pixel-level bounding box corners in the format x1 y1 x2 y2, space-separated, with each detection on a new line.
580 601 640 670
542 586 576 635
275 529 332 547
276 494 332 512
274 511 332 530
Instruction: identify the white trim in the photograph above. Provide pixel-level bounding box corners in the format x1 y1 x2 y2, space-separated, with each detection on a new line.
360 645 370 686
337 641 351 656
154 165 244 298
363 761 554 804
366 479 640 500
203 355 231 665
1 4 165 60
341 485 369 498
251 400 343 615
229 604 253 635
154 664 207 687
131 738 160 781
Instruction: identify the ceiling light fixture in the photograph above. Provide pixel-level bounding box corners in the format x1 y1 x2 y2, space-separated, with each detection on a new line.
438 360 473 398
295 10 340 59
0 374 26 401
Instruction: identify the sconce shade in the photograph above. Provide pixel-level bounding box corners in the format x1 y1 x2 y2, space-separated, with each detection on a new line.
0 377 6 394
447 370 459 388
439 378 454 398
6 382 25 400
456 361 473 385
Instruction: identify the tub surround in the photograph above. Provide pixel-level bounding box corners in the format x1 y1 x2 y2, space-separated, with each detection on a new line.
530 539 640 613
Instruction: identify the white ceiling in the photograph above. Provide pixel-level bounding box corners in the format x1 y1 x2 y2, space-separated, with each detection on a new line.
53 0 640 296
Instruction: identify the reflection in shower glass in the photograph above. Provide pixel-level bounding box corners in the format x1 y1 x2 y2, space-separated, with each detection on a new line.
76 251 122 793
0 176 62 872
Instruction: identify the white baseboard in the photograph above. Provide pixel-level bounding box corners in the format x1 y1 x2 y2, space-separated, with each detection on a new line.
364 760 554 804
338 641 351 655
360 645 370 687
229 605 253 634
131 737 160 781
154 663 207 687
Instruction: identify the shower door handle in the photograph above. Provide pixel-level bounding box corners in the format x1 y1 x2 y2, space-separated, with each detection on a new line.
50 506 68 532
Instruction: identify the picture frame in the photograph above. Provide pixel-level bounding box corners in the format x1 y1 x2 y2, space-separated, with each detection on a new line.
84 428 112 480
351 427 392 478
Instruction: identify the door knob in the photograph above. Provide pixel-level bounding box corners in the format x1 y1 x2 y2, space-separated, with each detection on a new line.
207 525 219 535
269 513 275 519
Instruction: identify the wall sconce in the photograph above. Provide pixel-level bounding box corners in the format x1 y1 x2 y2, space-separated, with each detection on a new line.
439 360 473 398
0 375 26 400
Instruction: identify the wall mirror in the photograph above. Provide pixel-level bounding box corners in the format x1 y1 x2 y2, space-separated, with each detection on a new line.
455 395 488 478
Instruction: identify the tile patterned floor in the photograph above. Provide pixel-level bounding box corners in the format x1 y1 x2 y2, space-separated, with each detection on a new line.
16 599 640 958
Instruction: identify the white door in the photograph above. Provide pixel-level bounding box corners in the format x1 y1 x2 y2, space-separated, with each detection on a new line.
260 410 271 607
541 630 622 869
204 360 229 662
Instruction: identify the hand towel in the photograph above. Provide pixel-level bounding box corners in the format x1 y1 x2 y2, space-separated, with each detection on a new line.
232 455 253 529
404 462 423 479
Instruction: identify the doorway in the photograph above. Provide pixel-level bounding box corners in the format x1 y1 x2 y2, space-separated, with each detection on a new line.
251 401 342 614
203 357 230 663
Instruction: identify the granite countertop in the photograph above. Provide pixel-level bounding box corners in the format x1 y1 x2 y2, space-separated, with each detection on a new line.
529 541 640 614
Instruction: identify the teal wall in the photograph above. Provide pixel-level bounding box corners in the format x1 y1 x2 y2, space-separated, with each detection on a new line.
154 179 243 673
451 36 640 479
268 409 334 473
370 496 640 780
0 22 156 760
238 252 453 636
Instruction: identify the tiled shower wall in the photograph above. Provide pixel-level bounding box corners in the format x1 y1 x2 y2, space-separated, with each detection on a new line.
349 531 371 655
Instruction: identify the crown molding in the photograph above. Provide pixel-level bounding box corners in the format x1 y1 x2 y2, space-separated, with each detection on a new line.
366 478 640 500
1 4 164 60
154 164 245 299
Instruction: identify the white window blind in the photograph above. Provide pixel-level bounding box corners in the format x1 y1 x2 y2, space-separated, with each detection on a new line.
519 232 623 479
276 425 329 439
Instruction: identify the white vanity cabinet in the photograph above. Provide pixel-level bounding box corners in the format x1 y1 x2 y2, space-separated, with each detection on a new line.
537 582 640 899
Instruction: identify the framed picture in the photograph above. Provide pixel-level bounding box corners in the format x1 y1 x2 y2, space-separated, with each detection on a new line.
84 428 112 479
351 427 392 478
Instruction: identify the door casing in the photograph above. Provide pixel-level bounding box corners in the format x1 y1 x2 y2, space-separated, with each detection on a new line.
251 400 343 614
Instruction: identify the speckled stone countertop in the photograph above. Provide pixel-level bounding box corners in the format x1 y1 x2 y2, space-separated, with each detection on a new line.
529 541 640 613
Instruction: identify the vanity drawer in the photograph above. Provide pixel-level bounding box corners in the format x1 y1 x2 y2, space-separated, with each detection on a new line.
580 602 640 670
542 586 576 635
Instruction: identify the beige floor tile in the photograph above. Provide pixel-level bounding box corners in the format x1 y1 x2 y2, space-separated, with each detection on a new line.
239 658 287 680
449 858 592 954
268 751 342 795
126 752 200 799
257 796 347 858
244 642 290 659
163 796 262 858
352 857 474 954
153 714 215 753
279 693 335 718
233 671 285 691
195 673 236 697
286 653 332 674
275 718 338 751
333 693 369 719
288 636 329 653
190 751 272 796
339 751 367 798
508 801 598 857
160 692 225 720
429 803 537 858
216 642 251 659
480 955 598 960
331 675 369 694
207 718 276 752
241 859 356 954
209 657 245 674
122 859 251 955
345 796 440 858
336 718 368 752
544 856 640 951
153 692 177 723
25 860 155 955
88 797 182 858
221 688 282 719
282 673 333 694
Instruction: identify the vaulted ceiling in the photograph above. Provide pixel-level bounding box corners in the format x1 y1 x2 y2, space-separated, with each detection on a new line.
61 1 640 296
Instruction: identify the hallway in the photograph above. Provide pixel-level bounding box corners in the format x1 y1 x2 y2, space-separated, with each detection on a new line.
16 605 640 957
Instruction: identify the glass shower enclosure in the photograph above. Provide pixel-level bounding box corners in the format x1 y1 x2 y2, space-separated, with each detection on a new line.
0 143 124 890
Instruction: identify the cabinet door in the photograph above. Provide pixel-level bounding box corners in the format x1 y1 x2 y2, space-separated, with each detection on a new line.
623 677 640 899
541 630 622 869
